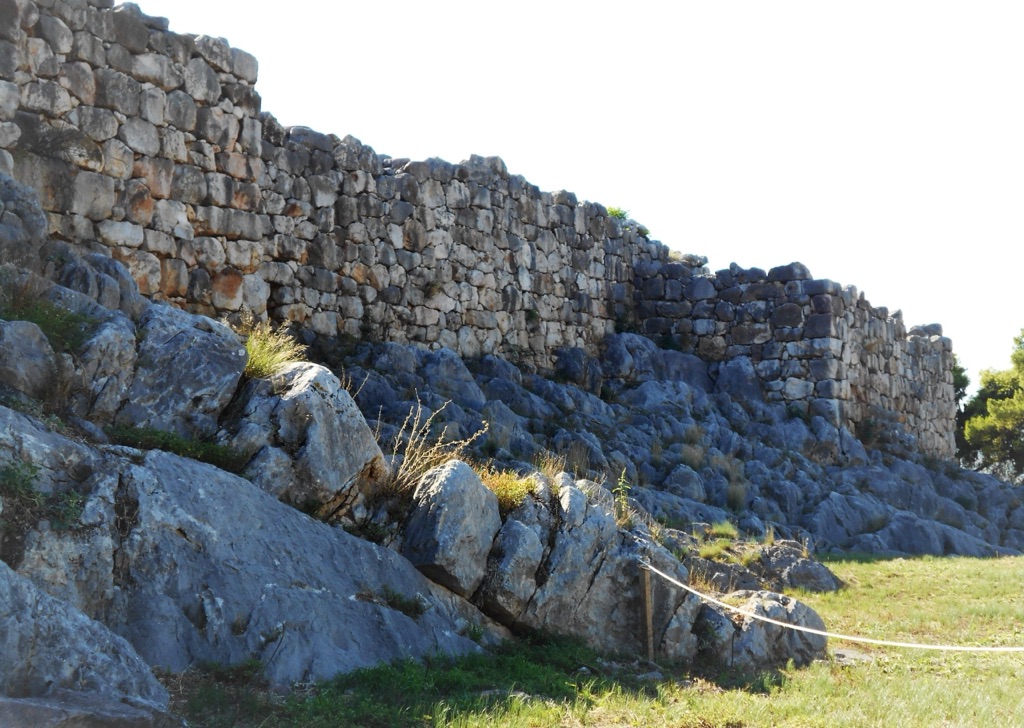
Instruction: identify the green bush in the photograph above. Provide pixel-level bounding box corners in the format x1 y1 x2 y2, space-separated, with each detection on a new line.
606 206 629 219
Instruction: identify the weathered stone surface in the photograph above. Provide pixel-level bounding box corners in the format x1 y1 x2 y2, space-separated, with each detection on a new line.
0 691 176 728
132 52 183 90
57 252 149 321
16 446 504 688
513 482 701 661
115 305 246 438
748 541 842 593
477 515 545 623
403 460 501 597
62 304 137 424
0 561 167 710
0 172 48 265
225 361 389 517
94 68 140 115
183 57 219 103
728 591 827 668
0 320 57 399
118 117 160 157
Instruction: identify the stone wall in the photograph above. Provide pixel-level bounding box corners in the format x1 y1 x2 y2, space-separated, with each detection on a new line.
0 0 955 457
636 261 955 456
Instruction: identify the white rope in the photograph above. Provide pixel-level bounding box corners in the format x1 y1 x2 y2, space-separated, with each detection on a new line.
640 560 1024 653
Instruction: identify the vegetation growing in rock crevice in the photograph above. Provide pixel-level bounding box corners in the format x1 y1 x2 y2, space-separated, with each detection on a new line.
232 311 307 380
104 425 251 473
0 270 95 354
477 465 538 516
379 398 488 499
0 457 84 566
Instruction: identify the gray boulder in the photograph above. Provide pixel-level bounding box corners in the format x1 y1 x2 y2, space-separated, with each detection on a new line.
225 361 389 519
116 305 246 438
0 173 48 270
477 516 545 623
685 555 762 593
420 348 487 410
601 333 711 389
859 512 997 557
18 448 506 688
512 483 701 661
715 356 764 403
805 491 893 548
749 541 842 593
0 561 168 711
38 286 139 424
0 691 179 728
56 252 149 321
0 320 56 400
402 460 502 597
696 591 827 669
731 591 828 668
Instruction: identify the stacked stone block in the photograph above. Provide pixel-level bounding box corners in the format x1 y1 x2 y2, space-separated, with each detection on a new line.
0 0 955 458
635 261 955 456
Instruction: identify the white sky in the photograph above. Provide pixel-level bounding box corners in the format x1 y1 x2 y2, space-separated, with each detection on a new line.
141 0 1024 392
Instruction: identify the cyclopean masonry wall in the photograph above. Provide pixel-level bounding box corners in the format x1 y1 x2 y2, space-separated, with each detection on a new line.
0 0 955 458
635 260 955 457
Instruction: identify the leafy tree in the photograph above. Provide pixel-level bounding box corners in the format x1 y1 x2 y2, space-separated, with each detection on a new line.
959 331 1024 480
952 355 970 408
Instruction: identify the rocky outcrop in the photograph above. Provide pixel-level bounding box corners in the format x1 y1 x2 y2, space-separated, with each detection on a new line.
0 319 56 400
114 304 246 439
695 591 828 669
474 479 703 661
14 442 507 688
223 361 388 518
0 560 169 715
402 460 502 597
345 336 1024 559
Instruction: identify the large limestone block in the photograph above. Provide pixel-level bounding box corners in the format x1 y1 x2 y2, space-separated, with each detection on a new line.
700 591 828 669
512 483 700 661
18 447 503 687
0 691 176 728
116 305 246 438
226 362 388 517
402 460 501 597
419 347 487 410
477 516 544 623
0 561 168 710
0 172 47 267
0 319 57 400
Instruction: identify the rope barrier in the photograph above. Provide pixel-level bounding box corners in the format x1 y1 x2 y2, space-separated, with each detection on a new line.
639 560 1024 653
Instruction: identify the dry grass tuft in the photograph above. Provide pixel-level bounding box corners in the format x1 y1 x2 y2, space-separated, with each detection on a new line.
478 464 538 516
233 311 306 379
381 398 488 497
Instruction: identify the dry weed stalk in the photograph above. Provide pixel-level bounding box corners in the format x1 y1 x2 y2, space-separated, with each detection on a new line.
382 397 488 497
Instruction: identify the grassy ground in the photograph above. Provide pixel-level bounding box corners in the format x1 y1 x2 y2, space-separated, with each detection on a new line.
165 555 1024 727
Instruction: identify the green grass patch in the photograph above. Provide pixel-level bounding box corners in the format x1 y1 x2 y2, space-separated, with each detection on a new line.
1 457 85 565
478 466 538 516
105 425 251 473
708 520 739 539
165 556 1024 727
697 538 733 561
